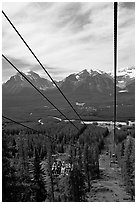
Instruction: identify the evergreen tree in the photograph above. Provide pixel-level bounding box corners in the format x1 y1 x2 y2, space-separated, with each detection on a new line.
29 148 47 201
41 139 55 201
2 131 18 201
69 163 86 201
83 144 91 191
124 137 135 199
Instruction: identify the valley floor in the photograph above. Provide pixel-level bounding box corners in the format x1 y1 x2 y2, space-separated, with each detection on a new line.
87 132 133 202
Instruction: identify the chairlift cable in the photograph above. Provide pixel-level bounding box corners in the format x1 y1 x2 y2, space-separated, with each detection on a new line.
2 54 79 131
2 10 86 127
114 2 118 154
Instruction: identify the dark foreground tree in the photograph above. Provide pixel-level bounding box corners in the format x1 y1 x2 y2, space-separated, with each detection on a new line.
2 131 18 201
29 147 47 201
69 163 86 201
124 137 135 200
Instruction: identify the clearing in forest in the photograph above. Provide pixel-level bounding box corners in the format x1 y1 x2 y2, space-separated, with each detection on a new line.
87 131 132 202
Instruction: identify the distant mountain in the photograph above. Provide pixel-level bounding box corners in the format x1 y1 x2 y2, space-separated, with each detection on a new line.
108 66 135 88
3 67 135 96
126 79 135 93
117 66 135 78
3 71 54 94
59 69 114 96
2 68 135 121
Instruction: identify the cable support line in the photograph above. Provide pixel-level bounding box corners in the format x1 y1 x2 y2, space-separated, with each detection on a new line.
114 2 118 149
2 115 56 143
2 10 86 126
2 115 79 149
3 115 79 187
2 54 79 131
2 115 39 133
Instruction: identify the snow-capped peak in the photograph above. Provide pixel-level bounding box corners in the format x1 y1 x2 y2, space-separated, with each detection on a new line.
3 70 54 93
117 66 135 78
96 69 105 74
25 72 31 76
109 66 135 78
78 69 89 75
76 75 80 80
24 71 40 80
108 66 135 88
75 68 110 79
24 69 31 75
14 73 24 81
75 69 90 80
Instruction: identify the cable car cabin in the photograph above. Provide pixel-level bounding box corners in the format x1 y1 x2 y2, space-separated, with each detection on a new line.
51 155 73 177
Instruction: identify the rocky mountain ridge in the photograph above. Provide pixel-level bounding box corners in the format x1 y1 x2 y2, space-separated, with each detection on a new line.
3 67 135 94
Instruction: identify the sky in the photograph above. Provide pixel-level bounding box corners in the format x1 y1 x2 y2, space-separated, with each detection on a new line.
2 2 135 82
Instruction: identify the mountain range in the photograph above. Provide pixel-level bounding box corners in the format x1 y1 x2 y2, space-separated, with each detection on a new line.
2 67 135 94
2 71 53 94
2 66 135 121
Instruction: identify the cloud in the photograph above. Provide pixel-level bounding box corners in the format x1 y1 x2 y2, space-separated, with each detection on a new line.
119 2 135 10
118 2 135 68
56 3 92 32
2 2 135 82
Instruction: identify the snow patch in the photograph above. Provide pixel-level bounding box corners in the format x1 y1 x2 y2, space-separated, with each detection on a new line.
20 75 24 81
76 75 80 80
25 72 31 76
119 90 128 93
92 73 98 77
118 80 125 83
76 102 85 106
14 76 17 81
52 117 62 121
40 87 47 90
96 69 104 74
28 75 36 80
110 67 135 78
78 69 89 75
38 119 44 125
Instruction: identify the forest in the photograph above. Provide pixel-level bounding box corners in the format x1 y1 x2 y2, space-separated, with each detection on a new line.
2 121 108 202
2 121 135 201
115 126 135 200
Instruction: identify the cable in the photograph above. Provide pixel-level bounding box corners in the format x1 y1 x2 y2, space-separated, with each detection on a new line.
2 54 79 131
2 115 80 184
2 115 80 149
2 115 39 133
2 115 57 145
2 10 86 126
114 2 118 153
2 115 62 143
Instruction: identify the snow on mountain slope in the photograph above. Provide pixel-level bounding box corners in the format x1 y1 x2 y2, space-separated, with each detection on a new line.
107 66 135 88
60 69 114 94
117 66 135 78
3 71 54 93
3 67 135 94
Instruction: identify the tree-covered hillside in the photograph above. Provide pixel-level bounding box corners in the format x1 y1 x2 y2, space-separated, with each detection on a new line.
2 122 109 202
